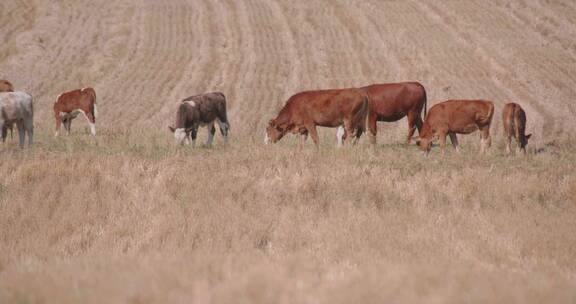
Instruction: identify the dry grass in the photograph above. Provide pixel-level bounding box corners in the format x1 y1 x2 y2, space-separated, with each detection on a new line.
0 127 575 303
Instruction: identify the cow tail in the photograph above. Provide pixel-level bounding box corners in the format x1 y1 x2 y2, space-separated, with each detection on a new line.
513 105 521 140
486 102 495 125
421 84 427 119
84 88 97 119
220 93 230 132
361 92 370 134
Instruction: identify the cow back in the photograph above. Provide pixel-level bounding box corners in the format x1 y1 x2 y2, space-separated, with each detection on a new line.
361 82 426 119
182 92 227 124
0 91 33 121
54 88 96 113
423 100 493 136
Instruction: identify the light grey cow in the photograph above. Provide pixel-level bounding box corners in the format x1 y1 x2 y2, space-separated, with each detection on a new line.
0 91 34 148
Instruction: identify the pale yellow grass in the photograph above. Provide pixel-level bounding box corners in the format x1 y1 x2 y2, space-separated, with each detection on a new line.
0 128 575 303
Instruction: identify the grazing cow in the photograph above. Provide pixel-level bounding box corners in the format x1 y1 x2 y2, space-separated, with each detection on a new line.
502 102 531 154
265 88 368 148
168 92 230 146
0 91 34 148
0 80 15 141
337 82 427 145
416 100 494 156
53 87 97 136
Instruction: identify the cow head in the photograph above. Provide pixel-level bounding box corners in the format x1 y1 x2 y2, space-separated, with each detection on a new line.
415 136 433 154
169 126 194 145
265 119 285 144
521 133 532 148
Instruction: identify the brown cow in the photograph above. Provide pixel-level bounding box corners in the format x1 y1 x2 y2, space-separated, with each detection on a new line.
0 80 15 141
337 82 426 145
265 88 368 148
416 100 494 156
502 102 531 154
0 80 14 93
53 87 97 136
168 92 230 146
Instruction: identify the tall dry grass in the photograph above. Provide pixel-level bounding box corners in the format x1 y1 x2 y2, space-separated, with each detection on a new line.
0 126 575 303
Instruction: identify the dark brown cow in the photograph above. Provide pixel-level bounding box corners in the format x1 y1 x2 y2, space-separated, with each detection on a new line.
265 88 368 148
348 82 427 145
0 80 15 141
168 92 230 146
502 102 531 154
416 100 494 156
53 87 97 136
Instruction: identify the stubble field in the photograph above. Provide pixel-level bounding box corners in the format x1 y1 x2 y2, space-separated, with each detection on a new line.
1 0 576 303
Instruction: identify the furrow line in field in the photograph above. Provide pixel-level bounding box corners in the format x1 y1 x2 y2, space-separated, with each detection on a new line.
415 1 555 139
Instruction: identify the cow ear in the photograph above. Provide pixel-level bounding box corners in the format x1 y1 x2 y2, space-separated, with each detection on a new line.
526 133 532 140
168 126 175 133
185 127 194 133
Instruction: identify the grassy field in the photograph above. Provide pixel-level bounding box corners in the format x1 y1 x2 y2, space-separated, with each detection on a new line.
1 127 575 303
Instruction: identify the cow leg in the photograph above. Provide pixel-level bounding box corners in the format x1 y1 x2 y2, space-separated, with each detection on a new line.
307 125 320 148
448 132 460 153
517 140 525 155
206 123 216 147
87 112 96 136
216 119 230 144
0 120 5 143
439 132 447 157
479 126 491 154
190 129 198 148
25 118 33 147
415 113 424 133
1 125 7 143
355 126 364 145
16 120 25 149
80 110 96 136
336 126 345 147
345 121 357 147
299 132 308 150
64 118 72 136
406 111 418 144
505 135 512 155
368 113 377 146
55 114 63 137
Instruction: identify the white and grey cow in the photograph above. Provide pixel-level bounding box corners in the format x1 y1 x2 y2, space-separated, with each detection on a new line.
0 91 34 148
169 92 230 146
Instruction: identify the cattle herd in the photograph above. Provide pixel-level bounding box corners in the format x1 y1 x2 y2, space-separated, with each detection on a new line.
0 79 531 156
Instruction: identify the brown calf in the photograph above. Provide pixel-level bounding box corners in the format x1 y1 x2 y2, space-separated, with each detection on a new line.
502 102 531 154
416 100 494 156
265 88 368 148
53 87 97 136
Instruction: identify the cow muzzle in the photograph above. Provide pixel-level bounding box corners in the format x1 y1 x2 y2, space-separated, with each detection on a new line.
174 128 188 145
